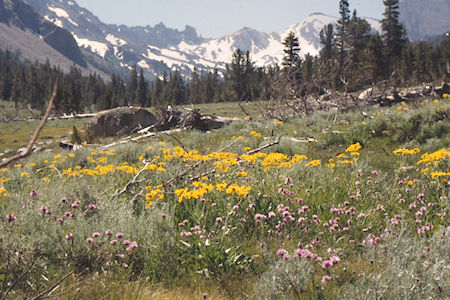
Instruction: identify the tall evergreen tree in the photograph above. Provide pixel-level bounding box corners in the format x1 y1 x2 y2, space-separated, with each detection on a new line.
126 64 138 106
282 31 302 76
319 24 335 62
381 0 406 76
336 0 350 68
136 68 148 107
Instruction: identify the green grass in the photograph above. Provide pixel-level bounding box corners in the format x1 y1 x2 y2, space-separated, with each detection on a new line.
0 96 449 299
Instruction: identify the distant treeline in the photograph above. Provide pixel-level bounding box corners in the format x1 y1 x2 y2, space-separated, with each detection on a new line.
0 0 449 114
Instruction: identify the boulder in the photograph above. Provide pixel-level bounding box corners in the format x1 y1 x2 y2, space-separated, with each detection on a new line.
88 107 158 137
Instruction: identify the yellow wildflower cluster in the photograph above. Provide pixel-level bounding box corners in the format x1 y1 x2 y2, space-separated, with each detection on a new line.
0 187 7 198
175 181 213 203
249 131 262 138
145 185 164 208
260 153 308 171
0 177 11 184
393 148 421 155
175 181 250 203
345 142 362 153
417 149 450 166
430 171 450 179
211 152 239 173
225 184 252 197
306 160 321 167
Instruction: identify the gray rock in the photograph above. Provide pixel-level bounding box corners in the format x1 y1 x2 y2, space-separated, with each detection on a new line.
88 107 158 137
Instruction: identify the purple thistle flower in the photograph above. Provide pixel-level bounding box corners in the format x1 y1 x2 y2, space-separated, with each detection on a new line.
322 260 332 269
127 241 138 250
6 214 17 222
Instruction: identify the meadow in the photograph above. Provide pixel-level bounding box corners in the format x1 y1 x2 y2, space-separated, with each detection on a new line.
0 95 449 299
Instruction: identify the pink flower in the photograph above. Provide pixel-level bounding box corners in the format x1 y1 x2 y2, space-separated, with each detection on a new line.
122 240 131 246
105 230 113 236
330 255 340 264
127 241 138 250
215 217 222 223
276 248 287 257
110 239 118 245
322 260 332 269
92 232 100 238
86 237 93 244
116 232 124 238
29 191 37 197
268 211 276 218
65 233 72 240
321 275 332 283
6 214 17 222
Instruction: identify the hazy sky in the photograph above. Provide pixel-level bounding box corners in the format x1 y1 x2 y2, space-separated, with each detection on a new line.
75 0 385 38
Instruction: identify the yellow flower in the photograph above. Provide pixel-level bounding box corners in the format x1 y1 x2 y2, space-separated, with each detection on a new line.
430 171 450 179
306 160 321 167
21 172 29 177
273 121 283 125
417 149 449 165
345 142 362 153
407 180 414 186
249 131 262 138
82 141 87 146
393 148 420 156
238 171 248 177
215 182 227 192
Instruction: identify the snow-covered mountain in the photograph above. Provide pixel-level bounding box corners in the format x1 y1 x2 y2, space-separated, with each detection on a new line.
25 0 381 79
399 0 450 41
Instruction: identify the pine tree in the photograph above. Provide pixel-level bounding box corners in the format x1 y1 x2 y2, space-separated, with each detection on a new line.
381 0 406 77
126 64 138 106
136 68 148 107
282 31 302 78
227 49 254 101
365 34 384 85
319 24 334 62
336 0 350 69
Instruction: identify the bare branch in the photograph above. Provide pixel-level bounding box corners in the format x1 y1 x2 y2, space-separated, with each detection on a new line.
0 83 57 169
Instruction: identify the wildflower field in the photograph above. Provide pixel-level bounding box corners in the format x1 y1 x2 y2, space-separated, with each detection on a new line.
0 96 449 299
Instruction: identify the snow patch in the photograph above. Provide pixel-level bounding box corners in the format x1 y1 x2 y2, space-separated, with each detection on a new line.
47 5 78 27
73 34 109 57
105 34 127 46
137 60 150 69
44 15 63 28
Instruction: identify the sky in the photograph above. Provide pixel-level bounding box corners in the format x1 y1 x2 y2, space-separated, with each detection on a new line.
74 0 385 38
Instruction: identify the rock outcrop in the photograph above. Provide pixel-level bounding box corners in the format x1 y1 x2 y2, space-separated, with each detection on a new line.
88 107 158 137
